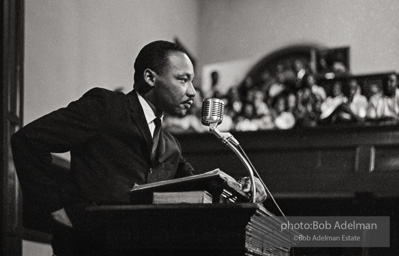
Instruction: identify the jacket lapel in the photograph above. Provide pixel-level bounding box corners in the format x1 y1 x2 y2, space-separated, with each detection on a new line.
127 90 153 158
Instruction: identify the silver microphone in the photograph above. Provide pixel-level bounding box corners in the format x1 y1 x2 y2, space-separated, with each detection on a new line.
201 98 224 126
201 97 258 204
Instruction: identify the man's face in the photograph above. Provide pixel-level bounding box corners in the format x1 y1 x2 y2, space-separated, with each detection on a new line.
306 75 315 86
332 82 342 97
385 74 398 97
349 80 358 97
275 97 286 113
152 51 196 117
287 94 296 109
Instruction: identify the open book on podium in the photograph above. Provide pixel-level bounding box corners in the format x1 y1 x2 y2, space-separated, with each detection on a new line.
129 168 250 204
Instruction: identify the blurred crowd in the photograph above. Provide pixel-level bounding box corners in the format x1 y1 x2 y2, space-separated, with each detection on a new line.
163 62 399 133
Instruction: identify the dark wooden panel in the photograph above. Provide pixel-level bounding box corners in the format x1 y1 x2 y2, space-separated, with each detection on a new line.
176 124 399 198
375 145 399 172
248 148 355 174
1 0 24 255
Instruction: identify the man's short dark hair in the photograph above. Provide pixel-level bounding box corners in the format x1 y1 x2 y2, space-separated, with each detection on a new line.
134 40 186 94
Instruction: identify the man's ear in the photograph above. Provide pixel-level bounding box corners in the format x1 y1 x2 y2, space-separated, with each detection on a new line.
144 69 156 88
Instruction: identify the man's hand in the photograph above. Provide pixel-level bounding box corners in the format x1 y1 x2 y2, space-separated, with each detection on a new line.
51 208 73 228
238 177 267 204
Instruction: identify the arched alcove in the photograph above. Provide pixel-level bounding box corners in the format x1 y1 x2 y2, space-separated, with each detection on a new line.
239 44 326 89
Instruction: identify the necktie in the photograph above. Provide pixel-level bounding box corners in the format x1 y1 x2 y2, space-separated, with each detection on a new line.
151 117 164 165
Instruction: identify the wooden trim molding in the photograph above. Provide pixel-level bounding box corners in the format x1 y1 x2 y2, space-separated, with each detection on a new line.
1 0 24 255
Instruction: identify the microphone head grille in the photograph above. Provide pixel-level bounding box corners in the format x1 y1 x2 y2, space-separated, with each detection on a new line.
201 98 224 126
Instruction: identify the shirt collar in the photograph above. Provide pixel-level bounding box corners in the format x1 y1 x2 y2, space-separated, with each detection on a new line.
136 91 163 124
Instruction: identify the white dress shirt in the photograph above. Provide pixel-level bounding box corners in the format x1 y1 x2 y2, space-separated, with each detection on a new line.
137 92 162 138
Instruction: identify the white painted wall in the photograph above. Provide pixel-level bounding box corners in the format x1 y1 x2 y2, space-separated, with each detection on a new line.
25 0 199 125
201 58 254 97
198 0 399 77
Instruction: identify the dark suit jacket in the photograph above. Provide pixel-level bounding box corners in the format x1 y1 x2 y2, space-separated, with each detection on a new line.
12 88 195 222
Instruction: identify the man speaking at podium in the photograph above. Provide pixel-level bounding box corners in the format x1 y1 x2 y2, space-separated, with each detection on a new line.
12 40 266 256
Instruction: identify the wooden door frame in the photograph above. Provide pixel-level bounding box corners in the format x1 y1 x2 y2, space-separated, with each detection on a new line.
1 0 24 255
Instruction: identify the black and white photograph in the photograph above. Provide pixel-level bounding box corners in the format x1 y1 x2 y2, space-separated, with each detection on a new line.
2 1 399 256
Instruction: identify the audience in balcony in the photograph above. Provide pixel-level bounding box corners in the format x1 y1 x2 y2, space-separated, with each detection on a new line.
163 63 397 133
366 73 399 122
235 102 260 131
320 79 368 124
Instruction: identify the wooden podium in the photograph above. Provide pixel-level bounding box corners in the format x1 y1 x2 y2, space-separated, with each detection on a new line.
86 203 293 256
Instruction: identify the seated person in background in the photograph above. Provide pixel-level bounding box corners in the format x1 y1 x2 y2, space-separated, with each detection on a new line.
347 79 368 120
210 70 222 98
367 82 382 99
286 91 300 121
270 93 295 130
253 89 270 117
238 76 255 103
235 103 261 131
293 59 307 82
366 73 399 122
267 72 286 106
296 86 320 127
322 79 368 124
226 86 243 122
217 97 234 132
234 88 273 130
259 70 276 97
245 88 256 105
305 74 327 101
320 81 348 120
163 112 205 133
252 89 274 130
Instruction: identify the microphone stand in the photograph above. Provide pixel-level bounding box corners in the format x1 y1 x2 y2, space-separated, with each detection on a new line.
207 119 293 248
208 123 257 203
